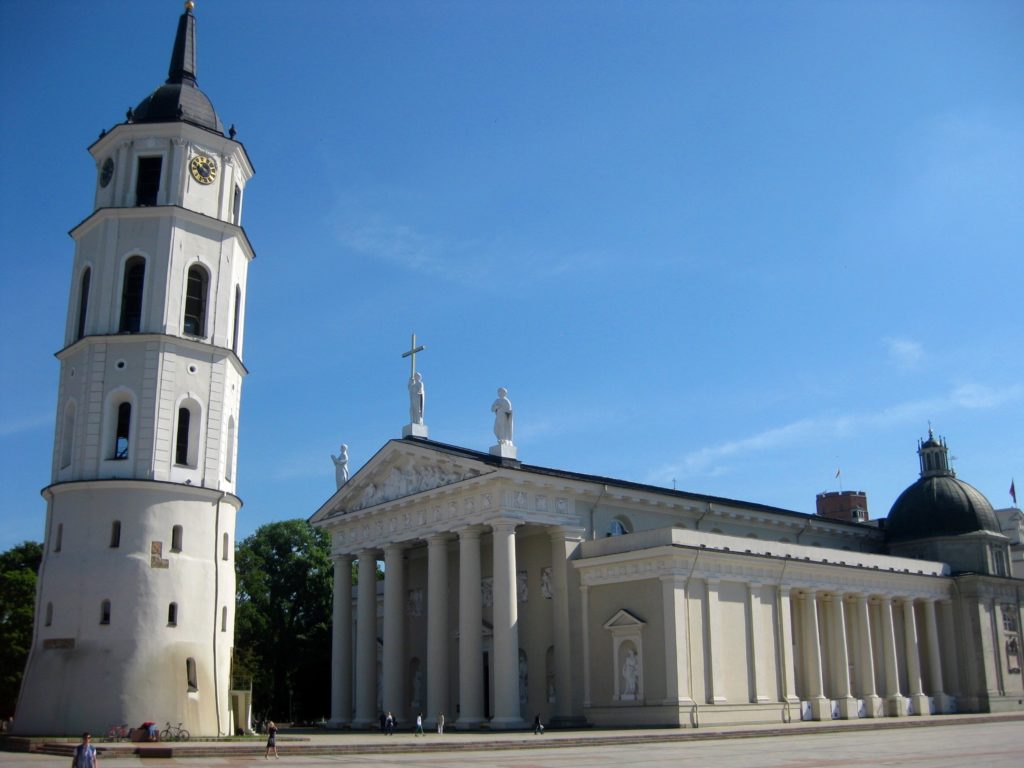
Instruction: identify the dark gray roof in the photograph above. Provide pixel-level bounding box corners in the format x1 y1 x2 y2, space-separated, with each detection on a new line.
886 474 1000 542
131 5 223 133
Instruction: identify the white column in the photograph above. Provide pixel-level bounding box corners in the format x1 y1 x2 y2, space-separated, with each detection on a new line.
939 599 960 699
661 575 694 707
382 543 405 719
354 549 378 728
456 526 484 729
777 586 800 704
705 578 726 704
426 534 449 728
490 519 525 728
550 527 582 724
329 553 353 727
902 598 930 716
922 598 950 713
581 584 592 708
830 594 858 718
747 582 770 703
879 596 907 716
855 595 882 717
804 591 830 720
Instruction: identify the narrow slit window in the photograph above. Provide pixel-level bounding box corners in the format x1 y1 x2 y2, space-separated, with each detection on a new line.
100 599 111 625
222 532 229 561
110 520 121 548
171 525 183 553
231 286 241 353
232 184 242 224
186 657 198 692
54 523 63 553
60 403 76 469
45 602 53 627
221 606 227 632
168 602 178 626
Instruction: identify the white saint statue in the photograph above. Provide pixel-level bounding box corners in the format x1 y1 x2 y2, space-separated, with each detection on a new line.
491 387 514 445
331 444 349 489
408 372 425 425
622 648 639 697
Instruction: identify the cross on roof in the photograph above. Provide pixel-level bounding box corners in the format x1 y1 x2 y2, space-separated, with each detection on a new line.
401 333 425 378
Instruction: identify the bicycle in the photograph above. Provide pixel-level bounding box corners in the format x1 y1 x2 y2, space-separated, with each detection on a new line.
160 721 190 741
105 723 130 742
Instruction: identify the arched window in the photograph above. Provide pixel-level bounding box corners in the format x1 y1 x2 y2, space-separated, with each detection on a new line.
608 516 632 537
135 156 162 206
119 257 145 333
186 657 198 692
45 602 53 627
100 599 111 625
113 402 131 459
231 285 241 353
232 184 242 224
168 602 178 626
182 265 208 336
60 402 76 469
110 520 121 548
222 532 229 561
175 407 191 465
171 525 183 553
76 268 91 340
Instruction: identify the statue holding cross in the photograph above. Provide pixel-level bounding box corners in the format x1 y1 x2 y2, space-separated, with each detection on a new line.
402 334 429 438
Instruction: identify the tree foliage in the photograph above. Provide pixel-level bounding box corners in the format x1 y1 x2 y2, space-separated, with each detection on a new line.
235 520 333 723
0 541 43 718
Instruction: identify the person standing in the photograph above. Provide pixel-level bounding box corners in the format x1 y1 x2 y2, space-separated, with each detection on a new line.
414 712 424 736
265 720 279 759
437 713 445 734
533 714 544 735
72 732 98 768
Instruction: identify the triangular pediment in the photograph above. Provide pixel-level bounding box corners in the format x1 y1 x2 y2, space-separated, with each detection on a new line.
310 439 496 524
603 609 646 630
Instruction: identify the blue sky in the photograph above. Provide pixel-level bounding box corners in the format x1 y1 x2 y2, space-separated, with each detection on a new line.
1 0 1021 552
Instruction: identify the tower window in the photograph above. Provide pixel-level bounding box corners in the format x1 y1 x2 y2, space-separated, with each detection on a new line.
60 402 76 469
135 156 162 206
186 657 198 692
45 602 53 627
100 599 111 625
231 285 241 354
175 407 191 465
222 532 229 561
113 402 131 459
110 520 121 548
76 268 91 340
119 257 145 333
225 416 235 481
182 265 208 336
168 602 178 627
171 525 183 553
53 523 63 553
221 605 227 632
232 184 242 224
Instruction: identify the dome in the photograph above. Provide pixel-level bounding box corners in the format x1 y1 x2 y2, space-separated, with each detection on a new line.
886 434 1001 542
130 4 223 134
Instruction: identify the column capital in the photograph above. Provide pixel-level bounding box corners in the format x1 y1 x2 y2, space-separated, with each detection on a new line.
425 531 453 545
331 552 354 564
383 541 407 556
548 525 586 543
454 524 487 540
490 517 522 534
357 547 379 560
660 573 690 586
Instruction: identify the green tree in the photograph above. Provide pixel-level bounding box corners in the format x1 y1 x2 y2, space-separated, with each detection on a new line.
235 520 333 723
0 541 43 718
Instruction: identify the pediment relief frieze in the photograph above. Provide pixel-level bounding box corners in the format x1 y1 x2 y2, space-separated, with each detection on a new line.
348 457 490 512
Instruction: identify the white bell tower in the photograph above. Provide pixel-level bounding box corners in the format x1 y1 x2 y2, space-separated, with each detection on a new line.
15 3 254 737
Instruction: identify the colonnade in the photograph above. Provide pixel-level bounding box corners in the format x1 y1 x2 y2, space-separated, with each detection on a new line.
793 590 952 719
328 521 581 730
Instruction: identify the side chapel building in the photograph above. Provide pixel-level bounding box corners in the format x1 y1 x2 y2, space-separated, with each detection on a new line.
312 430 1023 729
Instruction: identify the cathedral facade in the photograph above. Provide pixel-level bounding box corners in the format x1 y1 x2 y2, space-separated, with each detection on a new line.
311 432 1023 729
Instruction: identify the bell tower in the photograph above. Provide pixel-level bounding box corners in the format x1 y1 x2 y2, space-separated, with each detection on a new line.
15 3 254 737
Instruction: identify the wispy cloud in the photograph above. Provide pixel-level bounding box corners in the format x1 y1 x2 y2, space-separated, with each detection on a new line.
649 382 1024 483
884 336 924 370
0 413 53 438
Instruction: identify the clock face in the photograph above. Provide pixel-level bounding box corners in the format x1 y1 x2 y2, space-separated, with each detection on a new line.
100 158 114 188
190 154 217 185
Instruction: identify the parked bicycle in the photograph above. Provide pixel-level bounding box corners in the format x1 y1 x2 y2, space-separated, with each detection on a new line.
160 721 190 741
105 723 130 742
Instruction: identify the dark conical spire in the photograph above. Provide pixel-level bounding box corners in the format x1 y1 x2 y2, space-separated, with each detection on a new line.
130 2 223 133
167 2 198 85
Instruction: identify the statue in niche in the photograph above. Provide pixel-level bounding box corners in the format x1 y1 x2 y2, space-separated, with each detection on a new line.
517 569 528 602
408 372 425 425
540 567 553 600
491 387 514 445
332 444 349 489
622 647 639 698
481 577 493 608
407 589 423 617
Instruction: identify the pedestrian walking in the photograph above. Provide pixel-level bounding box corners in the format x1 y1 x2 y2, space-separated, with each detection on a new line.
415 712 424 736
73 732 98 768
533 714 544 735
265 720 279 758
437 713 445 734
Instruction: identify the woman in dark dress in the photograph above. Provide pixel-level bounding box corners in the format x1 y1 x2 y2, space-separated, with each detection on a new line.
265 720 279 758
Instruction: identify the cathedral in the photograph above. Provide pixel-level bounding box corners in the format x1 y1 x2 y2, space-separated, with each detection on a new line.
13 3 1023 739
311 424 1023 729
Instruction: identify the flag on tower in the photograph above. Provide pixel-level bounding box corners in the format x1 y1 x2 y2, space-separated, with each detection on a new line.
1011 479 1017 506
835 467 841 479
